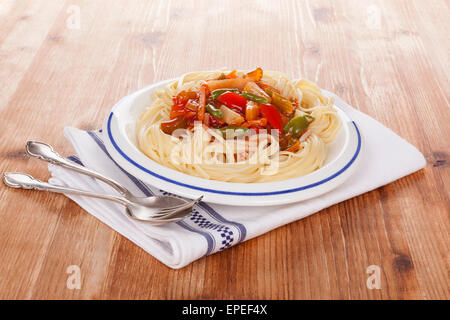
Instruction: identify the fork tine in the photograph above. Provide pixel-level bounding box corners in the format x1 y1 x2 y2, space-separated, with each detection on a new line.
144 214 190 225
150 209 192 222
152 196 203 216
152 196 203 219
157 196 203 217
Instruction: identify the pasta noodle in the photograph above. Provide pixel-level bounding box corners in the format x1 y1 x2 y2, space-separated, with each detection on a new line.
136 69 341 183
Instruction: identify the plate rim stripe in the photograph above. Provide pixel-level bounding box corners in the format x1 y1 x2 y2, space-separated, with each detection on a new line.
107 112 361 196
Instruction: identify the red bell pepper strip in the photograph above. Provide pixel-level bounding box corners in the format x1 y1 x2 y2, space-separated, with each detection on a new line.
197 84 207 121
217 91 248 114
225 70 238 79
171 91 198 119
174 90 197 106
170 100 198 119
259 103 282 131
170 102 187 119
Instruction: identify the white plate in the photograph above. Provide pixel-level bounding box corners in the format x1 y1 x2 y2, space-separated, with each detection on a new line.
102 79 362 206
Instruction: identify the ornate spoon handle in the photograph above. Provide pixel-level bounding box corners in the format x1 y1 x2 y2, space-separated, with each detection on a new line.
3 172 128 206
25 141 131 196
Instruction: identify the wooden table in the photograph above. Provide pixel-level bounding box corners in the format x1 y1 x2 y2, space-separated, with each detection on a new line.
0 0 448 300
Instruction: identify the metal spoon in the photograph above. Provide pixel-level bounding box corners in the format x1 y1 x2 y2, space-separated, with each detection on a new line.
3 172 201 224
25 141 195 212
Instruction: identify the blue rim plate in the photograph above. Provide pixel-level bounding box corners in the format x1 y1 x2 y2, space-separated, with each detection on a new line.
102 79 362 206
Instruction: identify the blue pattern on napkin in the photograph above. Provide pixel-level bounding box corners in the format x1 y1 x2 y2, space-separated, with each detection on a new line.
71 131 247 255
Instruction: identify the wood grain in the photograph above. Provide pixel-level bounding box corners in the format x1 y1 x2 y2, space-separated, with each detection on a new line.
0 0 448 299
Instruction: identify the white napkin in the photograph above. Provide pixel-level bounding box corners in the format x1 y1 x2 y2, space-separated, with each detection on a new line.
48 93 426 269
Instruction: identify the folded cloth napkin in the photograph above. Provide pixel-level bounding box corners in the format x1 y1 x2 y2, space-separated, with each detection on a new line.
48 93 426 269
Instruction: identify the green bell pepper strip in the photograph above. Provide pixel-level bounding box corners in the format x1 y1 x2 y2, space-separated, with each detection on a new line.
211 88 240 100
216 126 249 138
205 103 223 118
240 91 269 104
283 116 311 138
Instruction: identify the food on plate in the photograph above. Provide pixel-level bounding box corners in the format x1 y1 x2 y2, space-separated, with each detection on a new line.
136 68 341 183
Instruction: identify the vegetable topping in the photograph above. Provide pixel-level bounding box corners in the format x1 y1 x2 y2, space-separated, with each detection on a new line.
160 67 312 151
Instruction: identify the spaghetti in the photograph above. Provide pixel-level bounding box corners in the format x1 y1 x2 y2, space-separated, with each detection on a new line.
136 68 341 183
